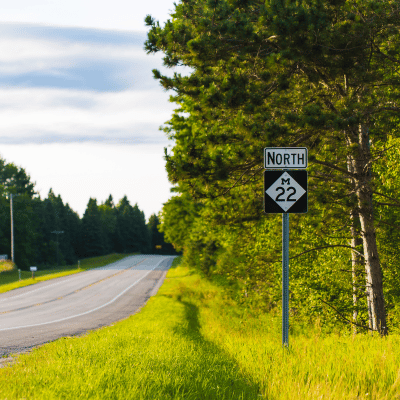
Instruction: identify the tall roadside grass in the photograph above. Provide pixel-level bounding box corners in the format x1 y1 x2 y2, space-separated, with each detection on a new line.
1 258 400 399
0 253 137 294
0 260 15 273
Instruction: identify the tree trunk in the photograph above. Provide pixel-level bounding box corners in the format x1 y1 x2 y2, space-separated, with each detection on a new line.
347 145 365 333
350 210 364 333
349 124 387 335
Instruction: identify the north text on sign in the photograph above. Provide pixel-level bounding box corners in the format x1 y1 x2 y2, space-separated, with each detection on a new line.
264 147 308 169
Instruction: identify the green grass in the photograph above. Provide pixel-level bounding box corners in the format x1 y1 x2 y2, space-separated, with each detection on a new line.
0 253 137 294
1 257 400 399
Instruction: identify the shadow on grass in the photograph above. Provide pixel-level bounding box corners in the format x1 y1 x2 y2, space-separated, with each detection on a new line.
169 299 263 400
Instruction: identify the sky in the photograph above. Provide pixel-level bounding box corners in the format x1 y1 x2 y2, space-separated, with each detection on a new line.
0 0 180 219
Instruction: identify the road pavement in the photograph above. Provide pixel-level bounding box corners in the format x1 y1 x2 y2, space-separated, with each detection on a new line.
0 254 175 357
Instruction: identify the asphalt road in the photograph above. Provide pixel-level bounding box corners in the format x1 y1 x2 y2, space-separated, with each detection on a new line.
0 254 175 357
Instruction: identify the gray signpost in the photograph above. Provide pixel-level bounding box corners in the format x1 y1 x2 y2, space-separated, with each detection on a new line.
264 148 308 347
30 266 37 279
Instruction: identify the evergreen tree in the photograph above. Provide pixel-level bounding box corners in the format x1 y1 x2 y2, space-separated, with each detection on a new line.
0 158 37 269
0 156 153 269
81 198 106 257
132 203 150 253
99 195 118 254
146 0 400 334
115 197 149 253
116 196 135 253
63 204 81 264
148 213 176 255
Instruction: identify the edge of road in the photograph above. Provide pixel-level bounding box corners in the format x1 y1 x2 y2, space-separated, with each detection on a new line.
0 256 173 332
0 254 173 296
0 255 176 361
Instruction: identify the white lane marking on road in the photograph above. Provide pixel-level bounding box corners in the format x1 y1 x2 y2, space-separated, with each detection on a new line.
0 258 166 331
0 256 146 303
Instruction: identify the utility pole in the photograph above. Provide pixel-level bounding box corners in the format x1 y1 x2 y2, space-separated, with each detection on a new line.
9 193 20 264
10 194 14 263
51 230 64 267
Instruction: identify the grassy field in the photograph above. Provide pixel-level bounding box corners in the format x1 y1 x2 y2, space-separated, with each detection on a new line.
1 257 400 399
0 253 137 294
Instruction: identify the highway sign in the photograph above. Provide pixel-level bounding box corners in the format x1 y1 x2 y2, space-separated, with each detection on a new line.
263 147 308 347
264 170 307 213
264 147 308 169
30 266 37 272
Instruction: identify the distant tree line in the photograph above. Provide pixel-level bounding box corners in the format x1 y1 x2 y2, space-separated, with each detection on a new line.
0 157 176 270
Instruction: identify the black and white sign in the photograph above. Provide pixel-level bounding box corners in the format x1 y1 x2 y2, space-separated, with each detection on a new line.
264 147 308 169
30 266 37 272
264 170 308 213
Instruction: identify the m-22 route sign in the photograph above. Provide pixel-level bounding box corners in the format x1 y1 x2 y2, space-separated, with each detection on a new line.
264 170 308 213
262 147 308 348
264 147 308 169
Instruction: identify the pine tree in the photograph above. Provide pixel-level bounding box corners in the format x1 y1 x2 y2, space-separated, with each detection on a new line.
99 195 118 254
146 0 400 334
81 198 106 257
148 213 176 255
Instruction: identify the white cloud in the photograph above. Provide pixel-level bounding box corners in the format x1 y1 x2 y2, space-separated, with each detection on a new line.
0 0 175 32
0 87 174 144
0 21 182 220
0 36 150 75
0 26 177 144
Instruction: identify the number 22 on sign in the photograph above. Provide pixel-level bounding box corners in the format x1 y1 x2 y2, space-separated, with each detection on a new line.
264 170 308 214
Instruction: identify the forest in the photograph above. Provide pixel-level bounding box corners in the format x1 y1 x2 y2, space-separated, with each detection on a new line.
145 0 400 335
0 156 176 271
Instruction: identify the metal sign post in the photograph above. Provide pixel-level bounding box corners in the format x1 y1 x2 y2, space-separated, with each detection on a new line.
264 148 308 348
282 213 289 346
30 266 37 279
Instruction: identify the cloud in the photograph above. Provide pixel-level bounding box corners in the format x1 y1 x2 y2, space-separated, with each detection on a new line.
0 23 148 45
0 38 148 74
0 87 174 145
0 22 182 216
0 0 174 32
0 24 185 145
0 25 165 91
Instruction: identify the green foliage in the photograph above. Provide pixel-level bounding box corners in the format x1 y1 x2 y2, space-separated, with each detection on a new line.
159 192 202 252
115 196 149 254
81 198 106 258
148 213 178 255
149 0 400 332
0 155 162 271
372 136 400 331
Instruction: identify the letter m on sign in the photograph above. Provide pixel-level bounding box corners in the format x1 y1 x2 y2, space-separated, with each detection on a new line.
281 178 290 185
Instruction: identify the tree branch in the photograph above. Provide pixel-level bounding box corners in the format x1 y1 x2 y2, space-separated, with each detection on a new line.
375 202 400 208
290 245 365 260
312 159 356 177
320 298 373 331
373 44 400 66
376 219 400 229
215 165 262 198
339 269 367 274
372 190 400 205
289 132 317 146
